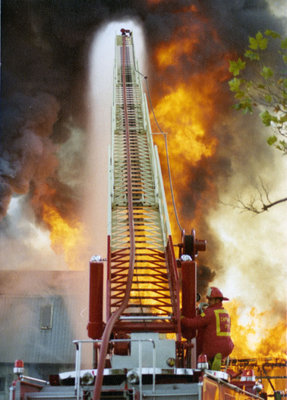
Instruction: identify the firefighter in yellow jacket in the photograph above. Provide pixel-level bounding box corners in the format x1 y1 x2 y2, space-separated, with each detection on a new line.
181 287 234 370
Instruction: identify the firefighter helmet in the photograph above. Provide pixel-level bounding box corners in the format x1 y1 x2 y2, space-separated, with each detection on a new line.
206 287 229 301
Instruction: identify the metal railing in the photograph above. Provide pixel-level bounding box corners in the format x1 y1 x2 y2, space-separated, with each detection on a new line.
73 338 156 400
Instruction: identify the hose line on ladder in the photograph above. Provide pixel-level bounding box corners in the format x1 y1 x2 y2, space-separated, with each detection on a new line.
93 34 136 400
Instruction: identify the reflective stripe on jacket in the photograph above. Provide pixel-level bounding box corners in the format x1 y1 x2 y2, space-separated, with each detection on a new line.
181 303 234 360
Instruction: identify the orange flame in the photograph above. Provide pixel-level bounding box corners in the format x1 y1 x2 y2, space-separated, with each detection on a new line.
150 17 287 380
150 29 230 240
226 301 287 359
152 83 218 165
151 82 219 242
226 301 287 394
42 203 86 270
156 39 200 70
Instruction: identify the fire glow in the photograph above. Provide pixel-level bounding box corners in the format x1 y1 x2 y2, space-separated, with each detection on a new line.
150 27 227 240
42 203 85 270
225 301 287 359
148 19 287 365
151 80 219 243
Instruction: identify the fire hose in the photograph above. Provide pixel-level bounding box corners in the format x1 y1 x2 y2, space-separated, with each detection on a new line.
93 33 136 400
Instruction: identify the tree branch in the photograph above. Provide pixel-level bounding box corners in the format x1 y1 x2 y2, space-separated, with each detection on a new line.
261 197 287 211
222 178 287 214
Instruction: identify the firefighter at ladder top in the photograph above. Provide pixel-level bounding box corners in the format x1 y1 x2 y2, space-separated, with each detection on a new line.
181 287 234 370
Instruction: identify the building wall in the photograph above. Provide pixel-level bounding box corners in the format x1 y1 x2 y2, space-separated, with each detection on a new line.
0 271 90 399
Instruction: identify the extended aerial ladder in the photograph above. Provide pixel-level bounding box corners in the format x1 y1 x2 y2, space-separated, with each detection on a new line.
88 28 206 399
108 30 180 334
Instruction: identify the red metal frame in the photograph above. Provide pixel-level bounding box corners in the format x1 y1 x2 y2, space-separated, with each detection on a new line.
87 261 104 340
166 235 181 338
106 235 111 321
110 247 175 316
181 260 197 340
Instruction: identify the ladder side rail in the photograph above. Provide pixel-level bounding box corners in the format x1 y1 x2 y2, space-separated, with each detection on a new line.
141 74 180 327
134 48 172 245
122 35 178 323
142 91 172 246
153 130 181 334
107 51 120 321
110 60 117 208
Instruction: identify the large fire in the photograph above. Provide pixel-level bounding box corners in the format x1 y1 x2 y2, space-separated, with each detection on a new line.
225 301 286 359
150 25 229 241
149 19 287 391
42 203 86 270
151 80 218 242
226 301 287 394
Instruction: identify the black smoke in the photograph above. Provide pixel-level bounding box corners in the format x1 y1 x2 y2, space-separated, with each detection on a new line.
1 0 284 245
197 264 216 297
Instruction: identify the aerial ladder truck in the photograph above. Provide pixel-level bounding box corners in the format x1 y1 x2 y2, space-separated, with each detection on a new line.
10 29 267 400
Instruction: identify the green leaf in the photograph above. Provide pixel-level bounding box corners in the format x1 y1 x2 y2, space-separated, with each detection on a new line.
234 90 245 99
265 30 281 39
276 140 287 152
249 32 268 50
281 38 287 49
232 100 252 113
241 99 253 113
260 110 272 126
256 31 268 49
264 94 272 103
283 55 287 64
261 66 274 79
267 135 277 146
244 49 260 60
249 36 258 50
228 78 241 92
243 105 253 114
229 58 246 76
